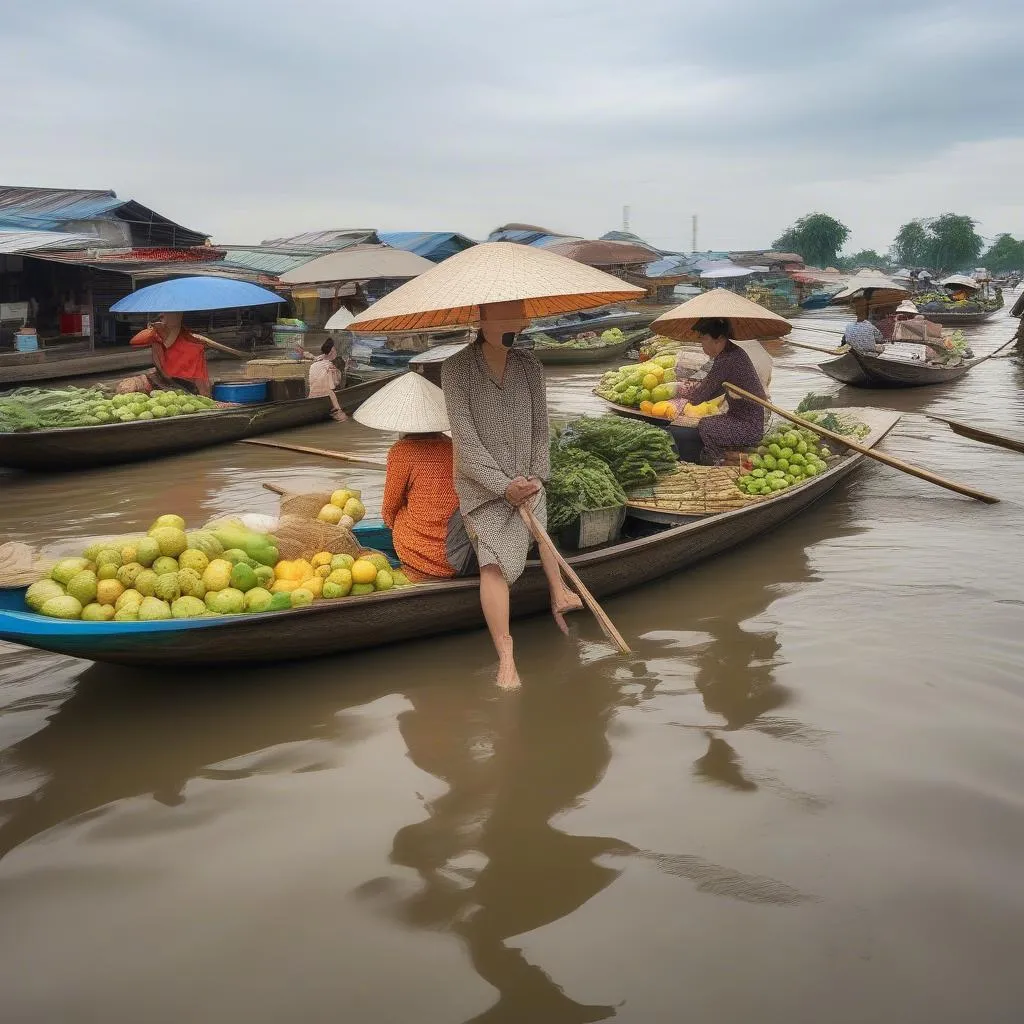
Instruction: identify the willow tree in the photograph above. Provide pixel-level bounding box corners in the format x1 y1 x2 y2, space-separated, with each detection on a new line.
772 213 850 268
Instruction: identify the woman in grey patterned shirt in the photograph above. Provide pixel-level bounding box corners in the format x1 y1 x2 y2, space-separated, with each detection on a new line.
442 301 582 689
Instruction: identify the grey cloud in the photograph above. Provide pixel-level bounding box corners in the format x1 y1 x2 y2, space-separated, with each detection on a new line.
3 0 1022 250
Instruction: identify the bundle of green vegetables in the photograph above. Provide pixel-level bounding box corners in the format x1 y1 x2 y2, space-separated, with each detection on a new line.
546 447 627 533
0 387 108 433
554 415 678 489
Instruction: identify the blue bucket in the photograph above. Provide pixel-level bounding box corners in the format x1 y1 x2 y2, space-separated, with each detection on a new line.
212 379 269 404
15 331 39 353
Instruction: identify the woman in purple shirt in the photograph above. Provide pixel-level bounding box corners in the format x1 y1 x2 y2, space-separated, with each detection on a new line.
674 317 768 464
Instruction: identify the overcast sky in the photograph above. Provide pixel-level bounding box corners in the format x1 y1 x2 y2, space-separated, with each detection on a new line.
5 0 1022 254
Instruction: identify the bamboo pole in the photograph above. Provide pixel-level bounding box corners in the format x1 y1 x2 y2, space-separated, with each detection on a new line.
518 505 631 653
723 384 1001 505
241 437 388 470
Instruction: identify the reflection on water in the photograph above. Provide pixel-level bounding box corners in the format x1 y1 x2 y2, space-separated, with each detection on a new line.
0 296 1023 1022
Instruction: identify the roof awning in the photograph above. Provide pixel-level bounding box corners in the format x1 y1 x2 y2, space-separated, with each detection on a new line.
279 246 435 285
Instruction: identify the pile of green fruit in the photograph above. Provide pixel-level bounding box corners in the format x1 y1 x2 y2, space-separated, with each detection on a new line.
735 427 833 497
80 390 218 425
595 354 679 408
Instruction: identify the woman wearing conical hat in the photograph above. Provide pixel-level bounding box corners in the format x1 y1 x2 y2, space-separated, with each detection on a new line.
354 373 475 581
346 242 646 689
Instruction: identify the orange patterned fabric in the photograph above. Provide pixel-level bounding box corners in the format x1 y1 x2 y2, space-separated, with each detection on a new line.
381 436 460 579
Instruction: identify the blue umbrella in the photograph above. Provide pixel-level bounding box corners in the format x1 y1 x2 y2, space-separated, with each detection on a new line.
110 276 284 314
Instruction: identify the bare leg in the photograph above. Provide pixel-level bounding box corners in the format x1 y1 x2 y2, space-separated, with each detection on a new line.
536 542 582 635
479 564 519 689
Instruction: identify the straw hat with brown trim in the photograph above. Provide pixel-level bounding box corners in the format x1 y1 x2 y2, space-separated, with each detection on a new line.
831 270 909 305
650 287 792 342
346 242 645 333
941 274 980 291
353 372 450 434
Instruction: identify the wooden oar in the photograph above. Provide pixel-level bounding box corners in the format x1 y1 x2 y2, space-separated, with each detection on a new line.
240 437 388 470
723 383 1001 505
927 416 1024 456
780 336 846 356
518 505 631 654
192 332 250 360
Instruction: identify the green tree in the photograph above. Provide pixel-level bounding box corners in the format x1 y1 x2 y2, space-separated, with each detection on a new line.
924 213 983 274
772 213 850 268
981 233 1024 274
838 249 890 271
889 220 929 267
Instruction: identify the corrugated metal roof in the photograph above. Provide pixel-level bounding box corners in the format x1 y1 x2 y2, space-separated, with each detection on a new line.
0 187 124 230
377 231 477 263
261 228 378 248
217 247 323 276
0 186 208 247
0 229 98 254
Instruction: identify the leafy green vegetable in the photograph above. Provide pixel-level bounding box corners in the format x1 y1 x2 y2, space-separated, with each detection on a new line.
553 415 678 489
547 448 627 532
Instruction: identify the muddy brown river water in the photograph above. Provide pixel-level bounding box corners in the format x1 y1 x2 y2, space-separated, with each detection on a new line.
1 302 1023 1023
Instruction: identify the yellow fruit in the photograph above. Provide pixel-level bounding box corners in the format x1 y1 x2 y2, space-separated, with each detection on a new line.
310 552 333 569
317 504 343 525
274 559 314 583
342 498 365 523
350 559 378 585
364 553 391 573
97 563 119 581
96 579 125 606
330 489 353 508
290 588 315 608
115 589 144 612
271 578 302 594
120 544 138 564
642 373 660 391
316 564 333 579
330 553 354 571
300 575 324 598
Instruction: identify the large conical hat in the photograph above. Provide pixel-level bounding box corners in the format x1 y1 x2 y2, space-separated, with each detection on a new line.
650 287 792 341
831 270 909 305
347 242 645 333
352 371 450 433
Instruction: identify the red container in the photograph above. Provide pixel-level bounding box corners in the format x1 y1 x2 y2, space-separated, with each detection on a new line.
59 313 83 335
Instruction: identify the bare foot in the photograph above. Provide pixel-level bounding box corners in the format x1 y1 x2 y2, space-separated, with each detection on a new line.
551 589 584 635
330 409 348 422
495 635 520 690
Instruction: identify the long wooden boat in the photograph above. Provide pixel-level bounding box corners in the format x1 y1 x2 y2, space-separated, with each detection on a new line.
0 409 901 668
916 308 1000 326
535 336 636 366
523 309 657 340
846 349 978 388
0 372 398 473
928 415 1024 456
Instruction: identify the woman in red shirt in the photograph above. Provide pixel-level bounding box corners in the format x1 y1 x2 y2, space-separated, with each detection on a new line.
117 312 212 395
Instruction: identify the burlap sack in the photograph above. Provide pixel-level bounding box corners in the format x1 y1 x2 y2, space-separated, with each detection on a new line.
274 515 362 561
278 490 334 520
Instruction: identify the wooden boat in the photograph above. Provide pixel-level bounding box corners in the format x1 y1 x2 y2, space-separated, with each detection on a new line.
0 372 398 473
818 351 870 386
845 349 978 388
523 308 656 340
916 308 1000 327
535 336 637 366
0 410 900 667
928 416 1024 456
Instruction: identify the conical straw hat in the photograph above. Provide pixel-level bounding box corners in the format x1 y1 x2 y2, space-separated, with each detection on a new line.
831 270 909 304
650 287 792 342
896 299 919 314
347 241 645 333
353 371 450 433
941 274 980 290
